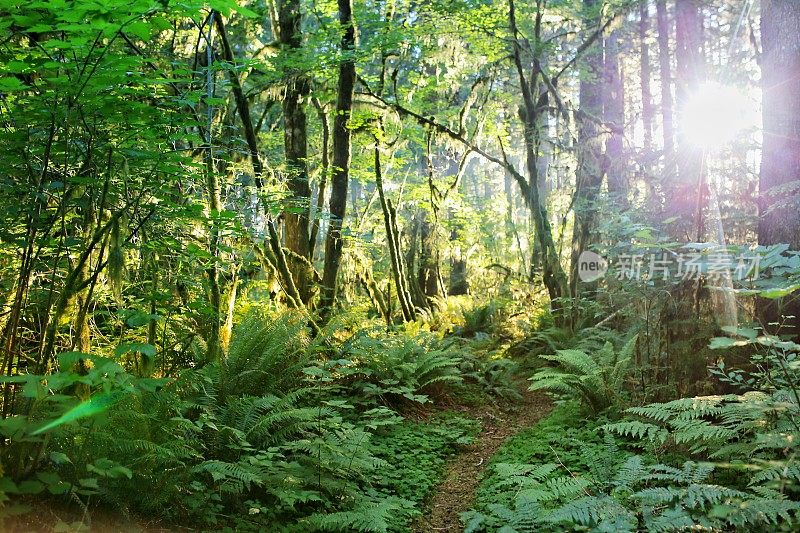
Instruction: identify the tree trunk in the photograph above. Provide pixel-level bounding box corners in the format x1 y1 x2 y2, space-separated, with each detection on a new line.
279 0 312 302
605 28 627 208
309 100 330 259
674 0 705 240
640 1 654 152
758 0 800 332
759 0 800 251
417 210 442 300
214 14 311 319
508 0 569 318
375 146 415 321
448 227 469 296
569 0 605 298
319 0 357 314
656 0 676 183
204 15 222 362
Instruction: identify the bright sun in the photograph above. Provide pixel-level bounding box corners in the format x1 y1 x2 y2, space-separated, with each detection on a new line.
680 82 755 150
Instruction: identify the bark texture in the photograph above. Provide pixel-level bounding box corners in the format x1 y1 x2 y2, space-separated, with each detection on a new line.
758 0 800 332
279 0 313 302
320 0 357 313
656 0 676 184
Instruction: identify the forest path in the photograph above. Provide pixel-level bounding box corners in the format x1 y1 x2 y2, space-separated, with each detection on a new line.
414 383 551 532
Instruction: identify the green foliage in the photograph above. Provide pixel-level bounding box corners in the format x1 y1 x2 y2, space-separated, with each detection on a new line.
2 311 497 530
332 329 465 406
458 302 500 339
510 325 621 361
222 308 313 395
528 335 638 413
417 297 502 341
460 355 522 401
470 310 800 532
306 496 417 532
464 405 631 532
0 0 789 529
465 401 800 532
371 414 478 506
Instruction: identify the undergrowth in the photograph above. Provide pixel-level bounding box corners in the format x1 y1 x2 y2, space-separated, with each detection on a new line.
0 306 513 532
464 326 800 532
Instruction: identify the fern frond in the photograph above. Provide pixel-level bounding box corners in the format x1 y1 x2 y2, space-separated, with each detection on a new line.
603 421 669 443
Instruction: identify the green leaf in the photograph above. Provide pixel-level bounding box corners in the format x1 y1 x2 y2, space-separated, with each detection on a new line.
115 343 156 358
209 0 258 18
17 480 44 495
126 21 151 41
759 283 800 299
709 337 748 350
78 477 99 489
126 311 159 328
0 77 27 92
32 391 127 435
35 471 61 485
0 477 18 494
87 458 133 479
720 326 758 339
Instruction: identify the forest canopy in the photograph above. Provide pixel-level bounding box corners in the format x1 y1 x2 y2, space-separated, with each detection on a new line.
1 0 799 531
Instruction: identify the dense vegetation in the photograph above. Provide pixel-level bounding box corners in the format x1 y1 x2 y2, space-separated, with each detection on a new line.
1 0 800 531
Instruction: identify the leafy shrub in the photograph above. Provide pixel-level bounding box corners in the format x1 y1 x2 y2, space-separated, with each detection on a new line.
528 335 637 413
466 453 800 532
417 296 472 334
417 297 504 340
457 302 499 339
468 326 800 532
222 308 313 395
465 398 800 532
464 405 626 532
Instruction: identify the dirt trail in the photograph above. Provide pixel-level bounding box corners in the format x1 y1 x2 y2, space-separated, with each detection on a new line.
415 385 551 532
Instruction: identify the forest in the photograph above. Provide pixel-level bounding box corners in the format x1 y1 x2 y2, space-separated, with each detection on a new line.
1 0 800 531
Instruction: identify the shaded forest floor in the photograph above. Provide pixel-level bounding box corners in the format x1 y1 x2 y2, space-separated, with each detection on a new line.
415 383 551 532
2 499 179 532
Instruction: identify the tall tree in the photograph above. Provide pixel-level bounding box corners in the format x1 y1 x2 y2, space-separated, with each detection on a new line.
605 27 627 208
204 13 222 361
674 0 705 239
759 0 800 251
569 0 605 297
278 0 313 302
320 0 357 313
508 0 569 316
656 0 676 184
640 1 654 151
758 0 800 329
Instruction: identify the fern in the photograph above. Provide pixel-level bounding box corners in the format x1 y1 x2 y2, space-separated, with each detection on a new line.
529 336 638 413
337 330 464 406
222 308 311 396
602 420 669 443
306 495 416 532
544 495 636 530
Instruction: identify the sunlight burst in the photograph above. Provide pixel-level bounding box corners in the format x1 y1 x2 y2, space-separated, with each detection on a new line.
680 82 756 150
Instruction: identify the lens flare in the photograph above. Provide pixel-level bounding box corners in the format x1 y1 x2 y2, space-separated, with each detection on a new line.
680 82 755 150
